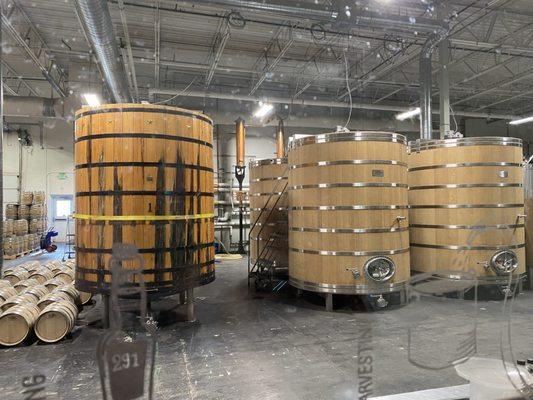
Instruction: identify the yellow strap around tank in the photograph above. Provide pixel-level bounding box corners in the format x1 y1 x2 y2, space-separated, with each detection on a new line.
73 213 214 221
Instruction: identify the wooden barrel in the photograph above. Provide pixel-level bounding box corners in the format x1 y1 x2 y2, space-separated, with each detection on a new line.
408 137 525 282
249 158 288 272
74 103 215 297
3 269 29 284
1 293 39 312
5 204 18 220
0 303 40 346
54 267 74 283
21 261 41 273
23 285 49 301
78 291 92 305
0 286 18 301
38 292 74 311
0 280 12 289
29 268 54 284
44 278 65 292
288 131 410 294
35 301 78 343
20 191 33 206
14 278 40 293
54 284 80 304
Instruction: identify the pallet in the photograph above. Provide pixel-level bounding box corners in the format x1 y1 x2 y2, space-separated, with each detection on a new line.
3 248 42 260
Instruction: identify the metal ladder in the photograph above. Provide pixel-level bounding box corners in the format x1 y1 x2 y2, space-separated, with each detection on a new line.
62 214 76 261
247 167 289 290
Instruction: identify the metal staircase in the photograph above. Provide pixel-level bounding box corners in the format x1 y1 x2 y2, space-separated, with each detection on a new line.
247 167 289 291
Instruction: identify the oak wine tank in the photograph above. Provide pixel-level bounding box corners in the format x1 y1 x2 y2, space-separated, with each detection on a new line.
74 103 215 297
249 158 288 273
408 137 525 283
288 131 410 294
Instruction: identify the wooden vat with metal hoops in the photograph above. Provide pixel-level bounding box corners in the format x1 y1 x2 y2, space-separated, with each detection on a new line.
408 137 526 284
74 103 215 297
288 131 410 298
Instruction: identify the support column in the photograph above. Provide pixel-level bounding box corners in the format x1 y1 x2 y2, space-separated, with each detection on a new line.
438 4 451 139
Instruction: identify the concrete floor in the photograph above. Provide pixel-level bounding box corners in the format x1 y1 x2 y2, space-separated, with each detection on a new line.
1 250 533 399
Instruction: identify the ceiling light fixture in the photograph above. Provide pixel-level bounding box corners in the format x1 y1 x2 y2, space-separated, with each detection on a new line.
396 107 421 121
509 116 533 125
83 93 101 107
254 102 274 118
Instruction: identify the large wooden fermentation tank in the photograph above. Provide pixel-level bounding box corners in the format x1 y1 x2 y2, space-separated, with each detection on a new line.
288 131 410 294
74 104 215 296
408 137 525 282
525 163 533 270
249 158 288 272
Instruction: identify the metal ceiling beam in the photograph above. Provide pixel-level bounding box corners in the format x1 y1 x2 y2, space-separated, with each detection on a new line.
249 24 294 95
205 19 230 88
154 0 160 88
148 87 518 120
1 60 39 97
117 0 139 101
475 88 533 111
1 0 68 97
189 0 443 33
452 67 533 106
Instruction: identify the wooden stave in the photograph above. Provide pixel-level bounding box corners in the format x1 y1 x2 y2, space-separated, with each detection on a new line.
288 134 410 293
408 140 525 279
74 104 215 296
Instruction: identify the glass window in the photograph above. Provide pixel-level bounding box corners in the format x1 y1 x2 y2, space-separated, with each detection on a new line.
52 196 73 220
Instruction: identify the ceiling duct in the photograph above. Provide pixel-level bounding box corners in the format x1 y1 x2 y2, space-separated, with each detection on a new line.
73 0 132 103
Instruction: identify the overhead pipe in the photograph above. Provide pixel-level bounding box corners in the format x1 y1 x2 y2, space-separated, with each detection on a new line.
234 117 246 254
191 0 442 33
276 118 285 158
420 27 449 140
148 88 518 121
73 0 132 103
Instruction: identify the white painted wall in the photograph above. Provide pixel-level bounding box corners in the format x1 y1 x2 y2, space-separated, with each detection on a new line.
3 119 74 242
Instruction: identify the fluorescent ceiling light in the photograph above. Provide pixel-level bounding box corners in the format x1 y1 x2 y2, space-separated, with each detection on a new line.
509 116 533 125
254 102 274 118
83 93 101 107
396 107 421 121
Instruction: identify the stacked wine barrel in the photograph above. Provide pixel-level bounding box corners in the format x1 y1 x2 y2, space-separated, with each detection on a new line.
3 191 47 258
0 258 92 346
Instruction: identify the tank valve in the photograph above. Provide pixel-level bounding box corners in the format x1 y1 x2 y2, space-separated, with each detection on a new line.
500 285 513 297
477 261 490 269
517 214 527 219
396 216 407 222
376 295 388 308
346 268 360 279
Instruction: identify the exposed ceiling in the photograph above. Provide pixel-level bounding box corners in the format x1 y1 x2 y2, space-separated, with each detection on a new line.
3 0 533 122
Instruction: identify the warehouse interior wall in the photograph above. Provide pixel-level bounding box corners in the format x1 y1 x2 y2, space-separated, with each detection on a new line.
2 119 74 242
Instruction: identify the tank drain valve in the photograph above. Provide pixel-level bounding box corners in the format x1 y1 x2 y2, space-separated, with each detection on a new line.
376 295 388 308
477 261 490 269
346 268 360 279
517 214 527 219
396 216 407 222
